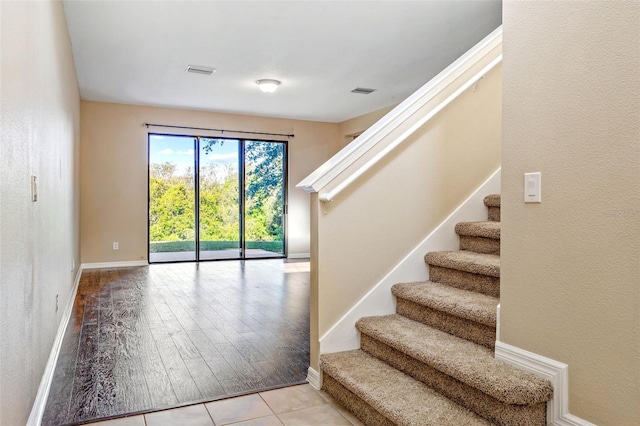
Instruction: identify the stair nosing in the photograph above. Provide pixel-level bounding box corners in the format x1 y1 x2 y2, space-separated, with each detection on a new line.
356 314 553 406
483 194 500 207
425 250 500 277
455 221 501 239
392 281 497 326
321 349 493 426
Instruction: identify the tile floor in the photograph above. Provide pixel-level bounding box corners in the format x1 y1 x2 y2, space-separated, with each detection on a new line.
91 384 363 426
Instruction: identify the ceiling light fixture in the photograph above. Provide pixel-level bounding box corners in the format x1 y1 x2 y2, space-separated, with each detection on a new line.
256 79 281 93
186 65 216 75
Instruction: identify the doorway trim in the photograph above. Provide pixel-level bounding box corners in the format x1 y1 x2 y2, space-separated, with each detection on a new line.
147 132 288 263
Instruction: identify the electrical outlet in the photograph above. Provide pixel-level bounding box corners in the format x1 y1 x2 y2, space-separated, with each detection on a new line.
72 258 75 271
55 294 59 313
113 242 119 250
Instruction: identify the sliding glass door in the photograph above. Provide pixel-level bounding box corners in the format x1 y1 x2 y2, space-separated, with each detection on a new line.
148 134 286 263
245 140 286 258
198 139 242 260
148 135 197 262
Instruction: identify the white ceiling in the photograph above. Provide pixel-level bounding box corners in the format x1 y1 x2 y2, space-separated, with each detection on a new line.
62 1 502 123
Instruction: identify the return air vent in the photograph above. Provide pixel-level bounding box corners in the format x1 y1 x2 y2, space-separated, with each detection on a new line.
186 65 216 75
351 87 376 95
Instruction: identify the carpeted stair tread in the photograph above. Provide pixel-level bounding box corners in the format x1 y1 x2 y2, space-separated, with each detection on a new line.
356 315 553 406
455 221 500 240
320 349 493 426
484 194 501 222
484 194 500 207
425 250 500 277
392 281 497 327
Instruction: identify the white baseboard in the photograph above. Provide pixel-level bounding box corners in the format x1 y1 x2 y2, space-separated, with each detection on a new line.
81 260 149 270
555 414 598 426
496 303 500 341
306 367 322 390
494 341 596 426
27 266 83 426
319 168 501 354
287 253 310 259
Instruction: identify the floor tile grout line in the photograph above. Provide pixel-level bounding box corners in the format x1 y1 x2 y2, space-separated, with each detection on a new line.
202 401 217 426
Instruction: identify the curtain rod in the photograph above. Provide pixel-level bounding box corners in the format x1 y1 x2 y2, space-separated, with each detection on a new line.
144 123 294 138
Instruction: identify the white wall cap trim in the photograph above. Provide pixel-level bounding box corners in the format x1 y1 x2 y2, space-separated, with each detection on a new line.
318 54 501 203
296 26 502 194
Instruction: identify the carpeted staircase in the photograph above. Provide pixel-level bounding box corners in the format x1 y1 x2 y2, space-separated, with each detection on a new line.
320 195 554 425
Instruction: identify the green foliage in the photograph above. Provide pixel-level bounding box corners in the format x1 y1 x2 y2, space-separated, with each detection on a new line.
149 139 285 253
150 240 283 253
149 178 195 242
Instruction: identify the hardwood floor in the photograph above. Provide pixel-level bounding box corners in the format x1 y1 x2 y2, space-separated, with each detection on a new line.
42 259 310 425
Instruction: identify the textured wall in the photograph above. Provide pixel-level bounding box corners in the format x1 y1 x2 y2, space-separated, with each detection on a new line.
80 101 340 263
501 1 640 424
0 1 81 424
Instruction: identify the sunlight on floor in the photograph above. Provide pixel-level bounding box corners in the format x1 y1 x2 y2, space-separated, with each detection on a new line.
283 262 310 273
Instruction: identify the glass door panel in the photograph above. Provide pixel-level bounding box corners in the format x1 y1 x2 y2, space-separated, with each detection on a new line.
149 134 286 263
244 140 286 258
198 139 242 260
148 135 197 263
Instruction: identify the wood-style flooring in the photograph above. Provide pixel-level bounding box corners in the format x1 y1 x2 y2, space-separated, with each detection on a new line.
42 259 310 425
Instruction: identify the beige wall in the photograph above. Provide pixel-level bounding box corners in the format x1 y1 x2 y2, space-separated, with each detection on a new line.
501 2 639 424
337 105 397 148
0 1 81 424
312 63 502 367
80 101 340 263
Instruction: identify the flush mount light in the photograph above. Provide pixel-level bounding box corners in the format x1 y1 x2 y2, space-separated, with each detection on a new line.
186 65 216 75
256 79 281 93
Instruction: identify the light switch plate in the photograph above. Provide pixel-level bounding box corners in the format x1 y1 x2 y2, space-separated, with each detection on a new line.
524 172 541 203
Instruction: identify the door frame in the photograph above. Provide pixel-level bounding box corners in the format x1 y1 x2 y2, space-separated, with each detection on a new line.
147 132 288 263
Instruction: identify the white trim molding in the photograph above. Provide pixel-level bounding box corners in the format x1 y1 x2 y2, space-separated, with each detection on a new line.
319 169 501 354
27 267 83 426
296 26 502 195
496 303 501 342
306 367 322 390
81 260 149 270
494 341 597 426
318 55 501 203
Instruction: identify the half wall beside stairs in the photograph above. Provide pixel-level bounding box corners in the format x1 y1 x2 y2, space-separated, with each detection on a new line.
299 32 503 370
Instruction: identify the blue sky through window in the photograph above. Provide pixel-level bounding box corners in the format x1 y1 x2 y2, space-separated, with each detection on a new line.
149 134 238 176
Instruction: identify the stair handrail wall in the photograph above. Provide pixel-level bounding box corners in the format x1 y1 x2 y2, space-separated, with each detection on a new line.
296 26 502 198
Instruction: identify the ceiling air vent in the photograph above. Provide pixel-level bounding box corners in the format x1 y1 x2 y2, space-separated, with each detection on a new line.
351 87 376 95
186 65 216 75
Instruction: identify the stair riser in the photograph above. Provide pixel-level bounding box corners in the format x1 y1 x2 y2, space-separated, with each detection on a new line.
459 236 500 255
488 206 500 222
396 299 496 349
360 335 547 426
428 265 500 298
322 374 394 426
